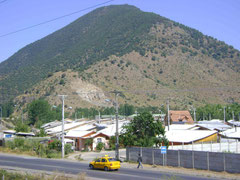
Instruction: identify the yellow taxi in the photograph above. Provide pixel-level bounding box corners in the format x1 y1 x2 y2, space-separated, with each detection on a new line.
89 155 121 171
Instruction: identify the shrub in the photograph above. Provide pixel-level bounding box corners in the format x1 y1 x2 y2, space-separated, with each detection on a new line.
36 143 46 157
96 142 104 151
14 138 24 148
59 79 65 85
48 139 61 151
65 143 73 155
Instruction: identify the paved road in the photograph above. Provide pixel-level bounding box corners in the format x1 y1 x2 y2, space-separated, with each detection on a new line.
0 153 217 180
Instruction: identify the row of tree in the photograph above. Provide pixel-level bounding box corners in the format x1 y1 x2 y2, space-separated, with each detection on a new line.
1 99 240 132
195 103 240 121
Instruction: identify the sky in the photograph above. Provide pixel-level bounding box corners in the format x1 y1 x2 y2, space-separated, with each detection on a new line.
0 0 239 63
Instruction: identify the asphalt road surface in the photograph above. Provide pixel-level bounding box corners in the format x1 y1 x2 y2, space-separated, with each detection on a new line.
0 153 217 180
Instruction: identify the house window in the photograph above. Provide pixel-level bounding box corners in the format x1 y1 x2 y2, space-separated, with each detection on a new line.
97 138 102 143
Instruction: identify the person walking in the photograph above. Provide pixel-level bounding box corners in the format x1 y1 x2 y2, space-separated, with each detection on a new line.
137 153 143 168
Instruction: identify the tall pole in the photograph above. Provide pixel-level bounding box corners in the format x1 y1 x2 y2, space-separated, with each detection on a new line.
0 106 2 125
193 108 196 123
98 110 101 124
115 91 119 160
167 99 170 131
111 90 120 160
232 111 235 121
224 106 226 123
59 95 67 158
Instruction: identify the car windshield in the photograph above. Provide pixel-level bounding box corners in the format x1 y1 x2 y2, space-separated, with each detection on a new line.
108 158 118 162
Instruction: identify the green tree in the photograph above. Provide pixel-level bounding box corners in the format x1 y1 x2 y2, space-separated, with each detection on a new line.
0 100 14 117
84 138 93 151
14 120 30 132
120 112 168 147
27 99 61 127
96 142 104 151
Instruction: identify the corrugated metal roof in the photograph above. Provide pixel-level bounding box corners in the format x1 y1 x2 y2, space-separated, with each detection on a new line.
165 130 217 143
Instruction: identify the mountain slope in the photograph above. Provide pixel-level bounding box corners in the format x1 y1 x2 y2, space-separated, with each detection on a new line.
0 4 240 106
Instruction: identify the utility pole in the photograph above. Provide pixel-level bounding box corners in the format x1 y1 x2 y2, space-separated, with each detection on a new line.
224 106 226 123
59 95 67 159
98 110 101 124
193 107 196 123
232 111 235 121
110 90 120 160
0 106 2 125
167 99 170 131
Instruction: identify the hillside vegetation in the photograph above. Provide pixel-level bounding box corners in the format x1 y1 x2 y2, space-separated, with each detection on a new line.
0 4 240 107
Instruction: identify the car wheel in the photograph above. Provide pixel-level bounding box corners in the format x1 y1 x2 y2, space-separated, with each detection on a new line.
104 166 109 171
115 169 119 171
89 164 94 169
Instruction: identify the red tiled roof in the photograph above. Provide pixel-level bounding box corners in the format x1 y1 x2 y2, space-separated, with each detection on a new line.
169 110 194 124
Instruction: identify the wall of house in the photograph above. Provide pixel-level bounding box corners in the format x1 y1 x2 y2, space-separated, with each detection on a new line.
195 133 218 143
92 136 108 150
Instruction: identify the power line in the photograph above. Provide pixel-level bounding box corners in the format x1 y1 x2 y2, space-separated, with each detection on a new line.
0 0 114 38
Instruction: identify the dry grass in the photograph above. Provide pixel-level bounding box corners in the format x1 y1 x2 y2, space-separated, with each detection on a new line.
0 169 87 180
12 23 240 111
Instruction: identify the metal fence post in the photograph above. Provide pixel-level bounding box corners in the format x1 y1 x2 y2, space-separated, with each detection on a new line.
182 142 184 150
140 147 142 156
178 150 180 167
192 151 194 169
207 152 209 171
223 153 226 171
129 147 131 161
152 148 154 165
201 142 203 151
162 153 164 166
2 174 4 180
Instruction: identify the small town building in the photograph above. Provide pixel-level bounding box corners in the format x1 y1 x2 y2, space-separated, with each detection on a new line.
165 110 194 126
165 129 218 145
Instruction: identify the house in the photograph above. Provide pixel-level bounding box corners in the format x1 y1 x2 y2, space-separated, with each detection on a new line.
165 129 218 145
197 120 231 132
85 132 111 150
65 130 96 151
227 120 240 127
44 120 96 135
220 127 240 140
64 120 128 151
165 110 194 126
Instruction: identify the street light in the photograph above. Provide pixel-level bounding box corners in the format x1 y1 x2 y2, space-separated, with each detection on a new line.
58 95 67 159
189 107 196 123
0 106 2 124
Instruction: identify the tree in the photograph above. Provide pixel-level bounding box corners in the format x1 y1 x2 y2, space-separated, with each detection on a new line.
27 99 61 127
96 142 104 151
120 112 168 147
14 119 30 132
